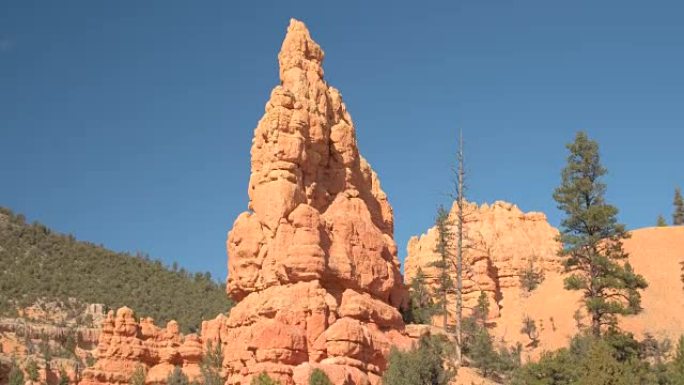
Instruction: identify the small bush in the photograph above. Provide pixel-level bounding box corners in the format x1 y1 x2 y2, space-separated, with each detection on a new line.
402 268 438 325
251 372 280 385
167 366 190 385
520 315 539 346
382 335 454 385
200 341 224 385
519 256 544 292
26 358 39 381
309 368 333 385
8 360 24 385
129 365 146 385
58 368 70 385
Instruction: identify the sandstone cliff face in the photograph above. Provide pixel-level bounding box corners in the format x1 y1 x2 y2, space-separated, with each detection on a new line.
490 226 684 359
216 18 411 385
406 202 684 361
0 301 103 385
80 307 203 385
405 200 562 321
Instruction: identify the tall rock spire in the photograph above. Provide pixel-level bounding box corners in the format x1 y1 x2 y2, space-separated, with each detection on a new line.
220 19 410 385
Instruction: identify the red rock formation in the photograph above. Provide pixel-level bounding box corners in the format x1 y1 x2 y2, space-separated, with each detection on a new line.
405 200 562 322
215 18 411 385
80 307 205 385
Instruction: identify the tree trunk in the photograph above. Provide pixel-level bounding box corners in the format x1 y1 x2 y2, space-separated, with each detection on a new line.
455 130 464 366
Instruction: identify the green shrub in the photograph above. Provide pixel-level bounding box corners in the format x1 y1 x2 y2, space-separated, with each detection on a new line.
520 315 539 346
26 358 39 381
519 257 544 292
403 268 437 325
167 366 190 385
129 365 146 385
251 372 280 385
58 368 70 385
8 360 24 385
200 341 224 385
382 335 454 385
309 368 333 385
511 332 670 385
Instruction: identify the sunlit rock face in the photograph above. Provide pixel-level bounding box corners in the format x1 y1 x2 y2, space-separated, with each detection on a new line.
221 18 411 385
405 200 562 322
80 307 204 385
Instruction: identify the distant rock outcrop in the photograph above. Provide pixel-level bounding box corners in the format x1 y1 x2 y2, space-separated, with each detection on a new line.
405 200 562 322
406 201 684 360
80 307 204 385
211 18 412 385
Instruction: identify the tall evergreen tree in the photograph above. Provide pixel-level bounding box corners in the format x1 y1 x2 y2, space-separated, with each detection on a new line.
553 132 648 337
431 206 454 330
674 187 684 226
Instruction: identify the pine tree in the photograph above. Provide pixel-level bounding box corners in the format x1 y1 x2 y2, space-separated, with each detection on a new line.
431 206 454 330
657 215 668 227
200 341 224 385
674 188 684 226
553 131 648 337
473 291 490 327
382 335 453 385
405 268 437 325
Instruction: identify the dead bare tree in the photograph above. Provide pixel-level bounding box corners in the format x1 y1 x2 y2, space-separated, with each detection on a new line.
453 130 465 366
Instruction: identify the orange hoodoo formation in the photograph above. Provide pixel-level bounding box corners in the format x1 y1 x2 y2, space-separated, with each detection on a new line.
215 18 412 385
80 307 205 385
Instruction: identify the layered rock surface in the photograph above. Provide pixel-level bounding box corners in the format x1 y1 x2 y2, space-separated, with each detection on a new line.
405 200 562 321
216 18 411 385
80 307 204 385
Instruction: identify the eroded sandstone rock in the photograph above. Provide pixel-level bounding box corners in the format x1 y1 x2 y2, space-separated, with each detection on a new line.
218 18 411 385
80 307 206 385
405 200 562 322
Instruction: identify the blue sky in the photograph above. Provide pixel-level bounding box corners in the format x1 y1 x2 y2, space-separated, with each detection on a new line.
1 1 682 280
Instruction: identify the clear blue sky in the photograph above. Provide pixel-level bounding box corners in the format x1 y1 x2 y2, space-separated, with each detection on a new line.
2 1 682 281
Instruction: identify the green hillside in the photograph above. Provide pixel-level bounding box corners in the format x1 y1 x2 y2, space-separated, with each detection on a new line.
0 207 232 332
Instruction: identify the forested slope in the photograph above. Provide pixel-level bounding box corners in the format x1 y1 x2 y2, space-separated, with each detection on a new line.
0 207 231 332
